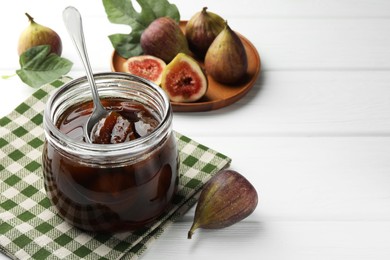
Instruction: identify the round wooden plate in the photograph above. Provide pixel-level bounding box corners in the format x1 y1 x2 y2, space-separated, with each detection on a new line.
111 21 261 112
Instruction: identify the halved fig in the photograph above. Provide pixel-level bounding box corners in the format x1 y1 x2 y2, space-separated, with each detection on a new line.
123 55 166 85
161 53 208 103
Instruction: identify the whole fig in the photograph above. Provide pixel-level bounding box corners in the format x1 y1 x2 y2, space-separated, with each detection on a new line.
18 13 62 56
141 17 190 63
204 21 248 85
185 7 225 58
188 170 258 239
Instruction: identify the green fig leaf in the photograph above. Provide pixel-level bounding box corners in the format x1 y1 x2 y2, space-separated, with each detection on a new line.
102 0 180 58
16 45 73 88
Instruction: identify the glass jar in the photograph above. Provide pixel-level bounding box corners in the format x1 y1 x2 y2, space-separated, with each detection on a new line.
42 72 179 232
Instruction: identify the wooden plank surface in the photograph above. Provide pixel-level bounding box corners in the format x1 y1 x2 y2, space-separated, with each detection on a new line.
174 71 390 136
185 136 390 220
144 220 390 260
2 9 390 71
143 136 390 259
1 0 390 259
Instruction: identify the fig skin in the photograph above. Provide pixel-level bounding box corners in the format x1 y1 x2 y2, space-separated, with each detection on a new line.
185 7 225 59
18 13 62 56
141 17 190 63
188 169 258 239
122 55 166 85
204 21 248 85
161 53 208 103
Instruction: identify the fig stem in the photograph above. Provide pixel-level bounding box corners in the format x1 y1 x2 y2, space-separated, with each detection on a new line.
187 222 199 239
25 13 34 23
187 231 193 239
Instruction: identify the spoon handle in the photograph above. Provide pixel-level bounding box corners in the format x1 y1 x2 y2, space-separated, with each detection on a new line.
62 6 104 111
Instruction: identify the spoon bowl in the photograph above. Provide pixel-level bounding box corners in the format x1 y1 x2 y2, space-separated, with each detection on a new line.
63 6 109 143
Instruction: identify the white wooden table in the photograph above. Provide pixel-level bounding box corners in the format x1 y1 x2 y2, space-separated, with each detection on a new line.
1 1 390 259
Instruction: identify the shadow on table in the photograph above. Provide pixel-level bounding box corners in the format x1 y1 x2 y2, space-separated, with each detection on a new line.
188 220 265 252
181 70 266 116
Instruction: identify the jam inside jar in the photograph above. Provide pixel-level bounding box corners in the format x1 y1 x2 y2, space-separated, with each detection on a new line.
42 73 179 232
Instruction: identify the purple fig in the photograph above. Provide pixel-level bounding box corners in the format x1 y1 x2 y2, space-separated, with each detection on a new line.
185 7 225 58
188 170 258 239
140 17 190 63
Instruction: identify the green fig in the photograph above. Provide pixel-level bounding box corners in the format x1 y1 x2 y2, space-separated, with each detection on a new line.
204 21 248 85
18 13 62 56
185 7 225 58
188 170 258 239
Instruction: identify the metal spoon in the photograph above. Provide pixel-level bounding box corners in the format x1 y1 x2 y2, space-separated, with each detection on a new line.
63 6 109 143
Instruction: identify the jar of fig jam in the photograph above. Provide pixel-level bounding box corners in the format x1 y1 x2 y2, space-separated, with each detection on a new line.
42 73 179 232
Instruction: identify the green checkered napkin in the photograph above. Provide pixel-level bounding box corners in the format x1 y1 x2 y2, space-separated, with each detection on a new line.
0 76 231 260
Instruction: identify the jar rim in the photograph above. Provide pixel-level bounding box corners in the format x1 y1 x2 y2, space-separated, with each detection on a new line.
43 72 173 160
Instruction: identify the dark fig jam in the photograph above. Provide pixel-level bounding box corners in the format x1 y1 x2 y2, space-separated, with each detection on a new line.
42 74 178 232
56 98 159 144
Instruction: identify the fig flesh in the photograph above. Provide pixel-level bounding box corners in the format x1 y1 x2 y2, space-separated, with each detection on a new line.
185 7 225 58
91 107 158 144
123 55 166 85
141 17 190 63
204 21 248 85
188 170 258 239
92 111 138 144
18 13 62 56
161 53 208 103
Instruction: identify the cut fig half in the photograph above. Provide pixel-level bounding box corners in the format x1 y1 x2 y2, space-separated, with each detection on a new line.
161 53 208 103
123 55 166 85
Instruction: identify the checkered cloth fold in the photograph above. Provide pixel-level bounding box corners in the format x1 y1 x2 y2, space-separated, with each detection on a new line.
0 77 231 259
